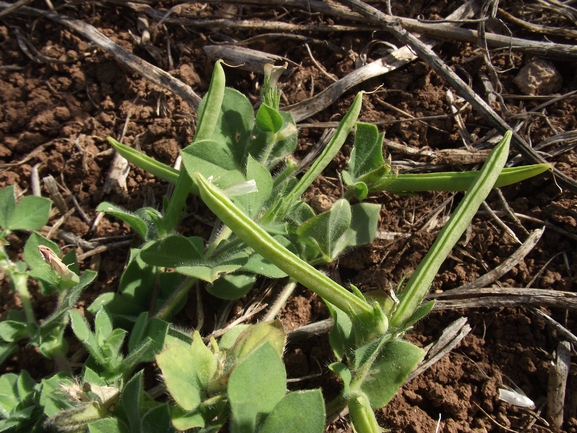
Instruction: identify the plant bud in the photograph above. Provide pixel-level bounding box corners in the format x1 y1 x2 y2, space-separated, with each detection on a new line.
38 245 79 285
227 319 286 368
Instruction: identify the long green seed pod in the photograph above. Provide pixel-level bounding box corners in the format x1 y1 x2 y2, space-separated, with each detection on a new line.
194 172 375 322
390 131 512 330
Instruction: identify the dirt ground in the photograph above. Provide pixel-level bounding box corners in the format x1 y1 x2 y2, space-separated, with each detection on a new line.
1 1 576 432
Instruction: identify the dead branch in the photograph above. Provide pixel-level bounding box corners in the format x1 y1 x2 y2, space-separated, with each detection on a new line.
203 45 294 74
428 287 577 310
547 341 571 429
498 7 577 39
455 227 544 291
407 317 471 382
127 1 577 59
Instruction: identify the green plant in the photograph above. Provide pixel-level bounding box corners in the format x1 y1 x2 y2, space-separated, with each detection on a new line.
0 186 97 368
0 61 549 433
94 62 546 432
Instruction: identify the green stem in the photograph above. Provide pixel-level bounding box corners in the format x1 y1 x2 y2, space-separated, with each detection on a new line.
390 131 512 330
272 157 299 189
13 272 35 324
155 277 197 321
348 391 382 433
283 92 364 205
194 172 373 320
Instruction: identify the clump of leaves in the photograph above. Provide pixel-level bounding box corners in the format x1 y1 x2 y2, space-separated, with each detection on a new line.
0 61 549 433
0 186 96 368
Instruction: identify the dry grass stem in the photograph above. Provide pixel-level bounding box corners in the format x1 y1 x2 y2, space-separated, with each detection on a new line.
547 341 571 429
428 287 577 310
531 308 577 348
407 317 471 382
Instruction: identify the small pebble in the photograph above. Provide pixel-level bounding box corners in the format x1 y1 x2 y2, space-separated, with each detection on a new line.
513 59 562 95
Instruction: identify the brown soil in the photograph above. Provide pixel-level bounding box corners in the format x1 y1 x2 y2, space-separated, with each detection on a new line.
1 1 576 432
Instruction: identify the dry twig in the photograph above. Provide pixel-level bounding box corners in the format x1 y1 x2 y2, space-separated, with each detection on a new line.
547 341 571 429
428 287 577 310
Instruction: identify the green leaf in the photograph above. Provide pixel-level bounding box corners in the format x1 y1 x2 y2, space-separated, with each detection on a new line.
121 370 143 433
327 303 355 360
227 320 286 367
342 172 369 201
128 315 169 363
0 371 35 417
140 236 204 268
0 186 16 229
23 232 59 271
24 233 81 294
228 342 286 433
0 320 29 343
190 330 218 387
348 123 384 179
360 340 425 408
96 202 149 239
181 139 246 191
87 293 144 329
9 195 51 231
82 367 107 387
170 405 206 431
233 156 273 217
175 251 249 283
247 110 298 170
88 418 131 433
405 300 435 329
156 332 217 412
69 310 103 365
39 373 75 418
141 403 174 433
0 342 18 367
259 390 325 433
210 87 255 167
95 308 114 341
117 250 156 308
328 362 352 395
207 273 256 300
341 203 381 249
218 325 250 351
100 328 127 366
296 199 352 261
241 236 295 278
256 103 284 133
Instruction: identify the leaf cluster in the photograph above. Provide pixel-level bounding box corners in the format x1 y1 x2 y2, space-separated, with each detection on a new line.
0 61 550 433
